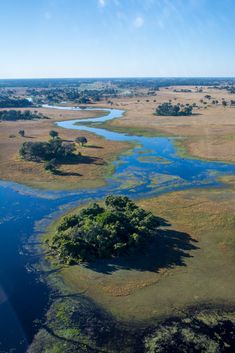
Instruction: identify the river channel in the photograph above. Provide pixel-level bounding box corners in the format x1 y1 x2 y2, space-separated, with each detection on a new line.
0 106 234 352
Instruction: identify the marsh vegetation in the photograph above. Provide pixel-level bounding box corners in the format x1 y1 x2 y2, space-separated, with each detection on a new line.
0 79 235 353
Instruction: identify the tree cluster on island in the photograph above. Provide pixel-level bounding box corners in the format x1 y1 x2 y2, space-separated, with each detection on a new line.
48 195 160 264
19 131 89 173
0 110 47 121
19 132 75 162
19 135 76 162
0 97 33 108
19 131 76 172
155 102 193 116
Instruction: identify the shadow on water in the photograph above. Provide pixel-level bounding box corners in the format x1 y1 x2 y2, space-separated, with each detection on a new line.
84 219 199 275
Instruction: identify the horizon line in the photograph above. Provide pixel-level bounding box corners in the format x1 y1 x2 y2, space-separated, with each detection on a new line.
1 76 235 81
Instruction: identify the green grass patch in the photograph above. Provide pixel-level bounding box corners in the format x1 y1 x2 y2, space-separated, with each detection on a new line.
137 156 172 164
41 183 235 322
32 183 235 352
75 119 169 137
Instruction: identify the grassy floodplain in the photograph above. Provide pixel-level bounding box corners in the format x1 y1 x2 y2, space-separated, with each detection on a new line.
29 176 235 353
91 86 235 163
1 83 235 352
0 107 131 190
42 177 235 322
1 85 235 191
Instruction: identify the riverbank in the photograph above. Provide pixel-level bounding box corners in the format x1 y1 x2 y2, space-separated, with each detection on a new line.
41 178 235 321
29 178 235 352
93 86 235 163
1 88 234 352
1 85 235 192
0 107 131 190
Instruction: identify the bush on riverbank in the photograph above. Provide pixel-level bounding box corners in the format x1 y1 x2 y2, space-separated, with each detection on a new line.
49 195 160 264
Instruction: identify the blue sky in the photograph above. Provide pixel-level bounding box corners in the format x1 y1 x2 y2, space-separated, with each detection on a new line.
0 0 235 78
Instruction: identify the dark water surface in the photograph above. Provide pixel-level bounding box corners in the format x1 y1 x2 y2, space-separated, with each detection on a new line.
0 107 234 352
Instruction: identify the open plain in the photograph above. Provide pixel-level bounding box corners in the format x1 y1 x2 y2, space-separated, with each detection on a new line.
94 86 235 163
0 107 130 189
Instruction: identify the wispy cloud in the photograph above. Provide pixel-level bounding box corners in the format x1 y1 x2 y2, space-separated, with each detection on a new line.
98 0 106 7
134 16 144 28
98 0 121 9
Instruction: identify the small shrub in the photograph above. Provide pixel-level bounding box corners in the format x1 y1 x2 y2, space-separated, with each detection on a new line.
75 136 88 146
18 129 25 137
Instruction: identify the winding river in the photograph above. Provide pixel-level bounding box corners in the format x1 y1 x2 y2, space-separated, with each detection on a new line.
0 106 235 352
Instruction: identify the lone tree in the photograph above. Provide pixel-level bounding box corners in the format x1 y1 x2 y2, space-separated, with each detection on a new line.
230 100 235 106
18 129 25 137
49 130 59 139
222 100 227 108
48 195 160 264
75 136 88 146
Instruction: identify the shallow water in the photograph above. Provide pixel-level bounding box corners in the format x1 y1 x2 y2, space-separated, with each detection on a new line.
0 106 234 352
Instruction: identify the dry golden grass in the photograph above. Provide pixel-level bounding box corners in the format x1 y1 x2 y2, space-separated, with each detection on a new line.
93 86 235 162
0 107 130 189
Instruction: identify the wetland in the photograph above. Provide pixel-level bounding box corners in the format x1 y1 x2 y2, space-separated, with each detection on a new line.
0 84 235 352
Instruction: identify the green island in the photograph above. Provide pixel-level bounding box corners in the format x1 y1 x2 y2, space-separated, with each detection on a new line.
0 79 235 353
47 195 160 264
31 179 235 353
1 0 235 351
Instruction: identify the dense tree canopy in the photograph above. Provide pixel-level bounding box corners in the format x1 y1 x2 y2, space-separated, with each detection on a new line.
0 98 33 108
0 110 47 121
49 195 160 264
19 137 76 162
155 102 193 116
26 87 117 104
